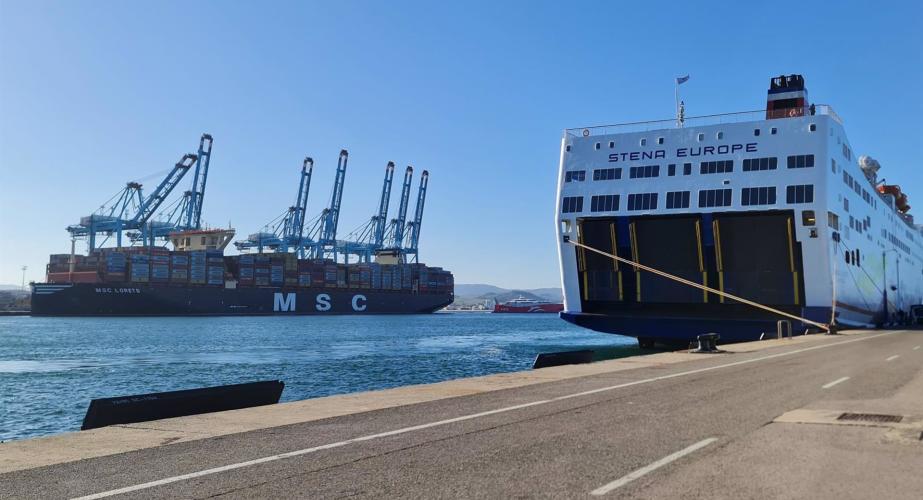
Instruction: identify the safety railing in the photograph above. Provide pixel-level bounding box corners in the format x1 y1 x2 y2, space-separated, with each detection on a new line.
565 104 841 138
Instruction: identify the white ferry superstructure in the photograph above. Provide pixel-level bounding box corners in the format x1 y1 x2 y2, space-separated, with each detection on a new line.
555 74 923 346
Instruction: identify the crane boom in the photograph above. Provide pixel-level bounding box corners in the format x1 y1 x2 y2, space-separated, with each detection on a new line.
320 150 348 246
404 169 428 259
292 157 314 246
390 166 413 247
132 153 197 226
184 134 213 229
374 162 395 246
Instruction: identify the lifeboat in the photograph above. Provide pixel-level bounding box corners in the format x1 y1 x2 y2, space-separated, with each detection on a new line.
878 185 911 213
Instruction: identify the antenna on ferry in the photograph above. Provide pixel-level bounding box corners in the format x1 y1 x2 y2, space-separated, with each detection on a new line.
675 74 690 127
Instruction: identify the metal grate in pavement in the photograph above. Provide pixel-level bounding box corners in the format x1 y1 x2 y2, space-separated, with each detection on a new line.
836 412 903 424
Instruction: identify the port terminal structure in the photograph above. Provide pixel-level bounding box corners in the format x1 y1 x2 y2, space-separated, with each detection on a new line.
64 136 431 265
234 149 430 264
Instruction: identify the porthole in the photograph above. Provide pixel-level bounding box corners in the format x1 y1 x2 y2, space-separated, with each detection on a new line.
809 124 817 132
657 137 664 145
608 141 614 149
640 138 647 146
565 145 571 152
697 133 704 141
595 142 600 150
716 131 724 140
754 129 761 136
771 128 777 135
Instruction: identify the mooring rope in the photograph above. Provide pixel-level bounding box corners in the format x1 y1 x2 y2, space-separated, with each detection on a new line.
566 239 831 332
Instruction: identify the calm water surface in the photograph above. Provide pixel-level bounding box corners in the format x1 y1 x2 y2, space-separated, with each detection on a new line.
0 313 636 441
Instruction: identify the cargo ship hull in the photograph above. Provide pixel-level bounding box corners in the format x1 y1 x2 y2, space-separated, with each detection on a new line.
31 283 453 316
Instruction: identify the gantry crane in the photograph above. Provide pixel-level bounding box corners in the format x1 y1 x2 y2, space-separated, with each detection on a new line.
340 162 396 262
235 157 316 255
312 150 349 259
67 153 197 251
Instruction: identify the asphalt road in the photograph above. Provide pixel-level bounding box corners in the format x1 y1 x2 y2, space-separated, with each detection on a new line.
2 330 921 499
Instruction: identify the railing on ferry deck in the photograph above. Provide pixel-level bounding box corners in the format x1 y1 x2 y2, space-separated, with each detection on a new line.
565 104 841 138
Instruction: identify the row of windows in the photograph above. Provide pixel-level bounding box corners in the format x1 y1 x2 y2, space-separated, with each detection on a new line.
565 170 586 182
568 125 824 153
786 184 814 204
629 165 660 178
888 231 911 255
741 186 777 206
562 196 583 213
699 188 733 208
787 154 815 169
700 160 734 175
665 191 691 209
845 248 861 266
742 157 777 171
594 168 621 181
667 163 694 176
590 194 619 212
561 184 815 213
842 170 875 208
627 192 658 211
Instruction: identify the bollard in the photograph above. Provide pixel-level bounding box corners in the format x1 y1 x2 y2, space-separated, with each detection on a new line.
825 323 838 335
777 320 791 339
693 333 720 353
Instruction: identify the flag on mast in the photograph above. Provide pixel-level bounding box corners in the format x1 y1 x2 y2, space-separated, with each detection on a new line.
676 75 690 85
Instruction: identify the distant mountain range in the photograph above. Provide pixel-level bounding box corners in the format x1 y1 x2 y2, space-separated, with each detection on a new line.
453 284 562 306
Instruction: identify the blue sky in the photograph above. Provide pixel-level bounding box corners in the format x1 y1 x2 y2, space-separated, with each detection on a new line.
1 0 921 288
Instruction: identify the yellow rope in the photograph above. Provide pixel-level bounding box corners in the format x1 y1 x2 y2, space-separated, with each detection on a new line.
567 239 830 332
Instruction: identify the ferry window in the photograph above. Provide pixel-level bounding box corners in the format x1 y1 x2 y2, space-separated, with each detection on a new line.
593 168 621 181
809 124 817 132
640 138 647 146
666 190 691 209
627 192 658 211
828 212 839 230
629 165 660 179
562 196 584 213
185 237 190 246
657 137 664 145
855 248 860 264
741 186 777 206
785 184 814 204
754 129 761 136
787 154 815 169
742 157 777 171
697 133 704 142
716 132 724 140
565 145 571 152
565 170 586 182
668 164 676 176
700 160 734 174
595 142 601 150
771 128 777 135
609 141 615 149
844 198 849 212
698 188 732 208
831 158 837 173
683 163 692 175
845 252 851 264
590 194 620 212
201 237 206 244
802 210 816 226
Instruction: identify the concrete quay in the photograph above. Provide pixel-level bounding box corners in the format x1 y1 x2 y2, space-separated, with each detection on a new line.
1 329 921 499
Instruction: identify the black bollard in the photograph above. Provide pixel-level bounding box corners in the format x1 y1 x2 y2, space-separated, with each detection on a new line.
693 333 721 353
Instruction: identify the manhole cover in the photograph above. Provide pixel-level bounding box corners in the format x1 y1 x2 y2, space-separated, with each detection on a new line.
837 412 903 423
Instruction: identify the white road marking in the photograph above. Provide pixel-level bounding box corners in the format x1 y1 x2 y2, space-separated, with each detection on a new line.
886 355 900 362
822 376 850 389
71 330 900 500
590 437 718 496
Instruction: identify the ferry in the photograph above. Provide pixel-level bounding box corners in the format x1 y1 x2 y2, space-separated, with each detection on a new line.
493 297 564 313
555 74 923 346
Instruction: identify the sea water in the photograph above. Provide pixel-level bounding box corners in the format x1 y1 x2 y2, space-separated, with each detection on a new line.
0 313 636 441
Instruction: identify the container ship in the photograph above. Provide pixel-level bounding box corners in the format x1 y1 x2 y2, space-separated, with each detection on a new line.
32 140 454 316
555 74 922 346
493 297 564 313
